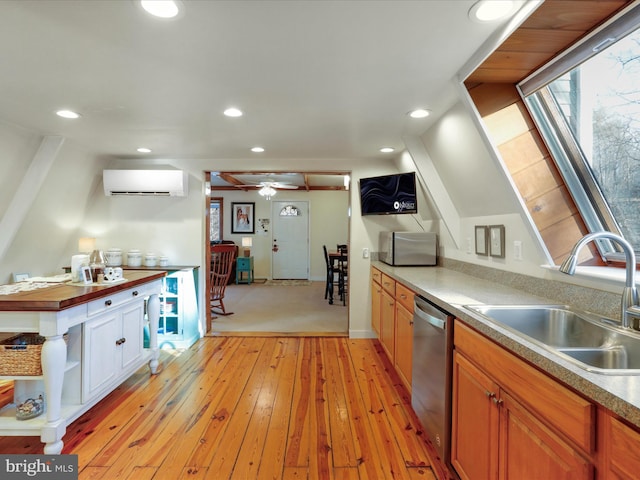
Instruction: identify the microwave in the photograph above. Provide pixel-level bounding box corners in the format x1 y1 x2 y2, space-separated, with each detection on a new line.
379 231 437 266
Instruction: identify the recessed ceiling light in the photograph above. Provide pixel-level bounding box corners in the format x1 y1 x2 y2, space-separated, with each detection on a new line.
56 110 81 119
251 147 265 153
140 0 182 19
409 109 430 119
469 0 514 22
380 147 395 153
224 107 243 117
137 147 152 153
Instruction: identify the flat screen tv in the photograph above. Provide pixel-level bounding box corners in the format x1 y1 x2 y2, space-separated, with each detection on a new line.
359 172 417 216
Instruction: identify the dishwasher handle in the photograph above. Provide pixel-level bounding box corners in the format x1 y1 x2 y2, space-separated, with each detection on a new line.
414 301 447 330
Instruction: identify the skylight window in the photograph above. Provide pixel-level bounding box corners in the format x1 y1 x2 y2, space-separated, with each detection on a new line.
521 5 640 258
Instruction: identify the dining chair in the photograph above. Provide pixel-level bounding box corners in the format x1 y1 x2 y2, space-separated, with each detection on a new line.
336 244 348 305
210 244 236 316
323 245 340 304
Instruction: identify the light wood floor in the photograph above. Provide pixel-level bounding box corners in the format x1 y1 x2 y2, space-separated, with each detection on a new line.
0 337 445 480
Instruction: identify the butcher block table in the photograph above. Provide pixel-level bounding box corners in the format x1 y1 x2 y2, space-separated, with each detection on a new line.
0 270 165 454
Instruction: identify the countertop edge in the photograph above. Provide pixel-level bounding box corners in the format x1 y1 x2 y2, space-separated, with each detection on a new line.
0 270 166 312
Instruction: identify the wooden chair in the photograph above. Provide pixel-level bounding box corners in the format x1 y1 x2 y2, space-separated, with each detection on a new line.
210 244 236 316
323 245 340 304
336 244 348 305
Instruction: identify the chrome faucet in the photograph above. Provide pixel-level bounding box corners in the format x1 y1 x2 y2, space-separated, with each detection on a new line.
559 232 638 329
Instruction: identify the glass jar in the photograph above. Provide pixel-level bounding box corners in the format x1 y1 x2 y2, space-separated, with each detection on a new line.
89 249 105 283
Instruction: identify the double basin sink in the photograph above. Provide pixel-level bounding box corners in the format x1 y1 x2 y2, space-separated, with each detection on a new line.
465 304 640 375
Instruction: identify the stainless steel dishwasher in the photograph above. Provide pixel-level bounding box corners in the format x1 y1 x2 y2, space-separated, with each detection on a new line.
412 295 455 467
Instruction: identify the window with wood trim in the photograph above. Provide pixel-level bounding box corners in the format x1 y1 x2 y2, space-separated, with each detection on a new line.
210 197 223 242
520 5 640 261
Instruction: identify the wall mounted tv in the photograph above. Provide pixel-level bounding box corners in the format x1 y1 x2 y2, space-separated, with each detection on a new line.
359 172 418 216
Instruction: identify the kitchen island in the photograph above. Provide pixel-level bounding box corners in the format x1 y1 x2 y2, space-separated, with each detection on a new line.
0 270 165 454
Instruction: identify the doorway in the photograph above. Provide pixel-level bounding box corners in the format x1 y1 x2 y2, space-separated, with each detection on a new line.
205 171 350 335
271 201 309 279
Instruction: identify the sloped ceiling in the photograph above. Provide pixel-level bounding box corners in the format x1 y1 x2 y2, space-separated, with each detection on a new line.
0 0 528 161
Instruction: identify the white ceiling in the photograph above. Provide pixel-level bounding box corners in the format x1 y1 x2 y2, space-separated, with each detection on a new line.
0 0 526 161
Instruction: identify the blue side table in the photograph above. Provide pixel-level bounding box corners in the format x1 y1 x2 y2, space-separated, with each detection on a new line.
236 256 254 284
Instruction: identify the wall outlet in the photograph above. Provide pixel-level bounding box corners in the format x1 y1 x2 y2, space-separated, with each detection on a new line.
466 237 472 254
513 240 522 261
362 247 369 259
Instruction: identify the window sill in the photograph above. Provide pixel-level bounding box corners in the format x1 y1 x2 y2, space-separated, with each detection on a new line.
544 264 638 293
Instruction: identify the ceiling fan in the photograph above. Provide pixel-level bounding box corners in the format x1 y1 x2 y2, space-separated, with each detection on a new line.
238 177 298 199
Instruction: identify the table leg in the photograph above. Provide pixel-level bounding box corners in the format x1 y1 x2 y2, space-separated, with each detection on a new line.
147 293 159 374
41 334 67 454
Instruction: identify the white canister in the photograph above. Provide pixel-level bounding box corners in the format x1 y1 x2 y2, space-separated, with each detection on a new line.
104 248 122 267
144 253 157 267
159 256 169 267
127 249 142 267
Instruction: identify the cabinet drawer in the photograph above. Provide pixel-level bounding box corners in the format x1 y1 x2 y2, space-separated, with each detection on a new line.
237 257 253 269
395 282 414 312
381 274 395 295
371 267 382 284
454 320 595 454
87 287 144 317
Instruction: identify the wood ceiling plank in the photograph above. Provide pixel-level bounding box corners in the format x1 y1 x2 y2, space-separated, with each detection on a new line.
499 29 586 53
520 1 629 31
466 0 630 85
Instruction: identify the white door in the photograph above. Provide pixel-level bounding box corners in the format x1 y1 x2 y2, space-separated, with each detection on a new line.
271 201 309 279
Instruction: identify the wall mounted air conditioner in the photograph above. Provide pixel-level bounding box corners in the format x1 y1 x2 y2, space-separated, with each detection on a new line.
103 169 188 197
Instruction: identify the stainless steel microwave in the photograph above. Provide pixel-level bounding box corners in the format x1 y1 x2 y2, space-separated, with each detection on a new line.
379 231 437 266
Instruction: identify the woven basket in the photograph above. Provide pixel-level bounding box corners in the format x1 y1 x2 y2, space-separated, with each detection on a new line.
0 333 67 376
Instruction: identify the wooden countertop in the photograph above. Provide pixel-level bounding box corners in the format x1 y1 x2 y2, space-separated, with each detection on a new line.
0 270 166 312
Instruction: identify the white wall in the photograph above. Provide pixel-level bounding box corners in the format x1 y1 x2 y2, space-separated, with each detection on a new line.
95 156 395 338
0 121 107 283
414 100 550 277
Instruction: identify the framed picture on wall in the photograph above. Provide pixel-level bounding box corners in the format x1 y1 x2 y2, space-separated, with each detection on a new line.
489 224 506 258
232 202 255 234
475 225 488 256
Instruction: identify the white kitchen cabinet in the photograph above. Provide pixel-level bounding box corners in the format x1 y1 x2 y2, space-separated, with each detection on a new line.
157 267 200 349
82 298 145 402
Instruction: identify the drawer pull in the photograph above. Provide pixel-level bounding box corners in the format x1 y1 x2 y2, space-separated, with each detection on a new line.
132 290 139 297
115 337 126 346
105 299 112 307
